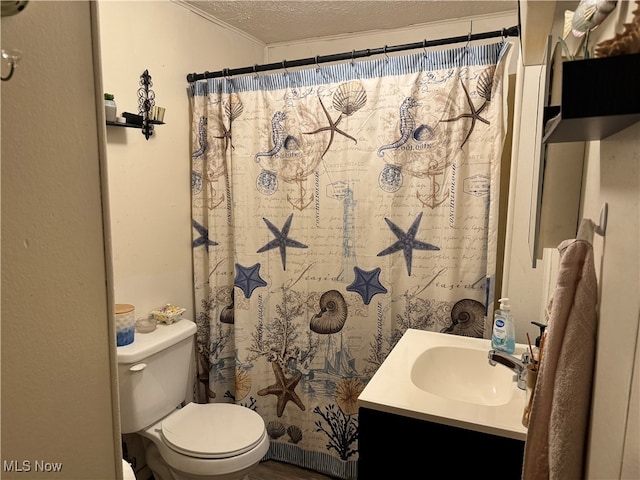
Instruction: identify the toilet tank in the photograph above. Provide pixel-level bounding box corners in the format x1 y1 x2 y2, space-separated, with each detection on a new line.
116 319 197 433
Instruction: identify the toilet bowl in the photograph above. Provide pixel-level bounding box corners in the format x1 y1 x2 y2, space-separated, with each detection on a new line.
122 459 136 480
140 403 269 480
116 319 269 480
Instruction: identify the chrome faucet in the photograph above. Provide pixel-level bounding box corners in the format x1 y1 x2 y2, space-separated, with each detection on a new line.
488 350 531 390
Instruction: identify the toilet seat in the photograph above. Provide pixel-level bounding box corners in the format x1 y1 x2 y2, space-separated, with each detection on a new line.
160 403 266 459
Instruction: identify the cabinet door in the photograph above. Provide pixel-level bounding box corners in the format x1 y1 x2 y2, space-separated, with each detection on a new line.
358 407 525 479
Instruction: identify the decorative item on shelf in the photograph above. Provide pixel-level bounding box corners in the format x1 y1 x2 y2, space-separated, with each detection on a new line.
594 0 640 57
104 93 117 123
151 105 166 122
104 69 165 137
122 112 143 126
561 0 619 59
138 69 156 140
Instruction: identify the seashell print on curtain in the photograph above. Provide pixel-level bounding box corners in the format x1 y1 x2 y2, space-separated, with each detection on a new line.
188 41 511 479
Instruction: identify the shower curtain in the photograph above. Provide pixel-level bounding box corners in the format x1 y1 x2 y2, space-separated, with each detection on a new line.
189 41 511 479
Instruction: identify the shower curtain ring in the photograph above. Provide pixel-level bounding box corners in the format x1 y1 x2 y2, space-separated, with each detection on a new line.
423 39 428 56
383 45 389 61
282 60 289 75
315 55 321 71
253 64 259 78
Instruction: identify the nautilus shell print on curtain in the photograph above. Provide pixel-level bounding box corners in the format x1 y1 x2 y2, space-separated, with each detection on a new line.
309 290 348 334
441 298 486 338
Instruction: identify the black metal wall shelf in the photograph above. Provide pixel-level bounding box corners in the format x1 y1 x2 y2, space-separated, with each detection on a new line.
543 52 640 143
106 120 165 129
105 69 164 140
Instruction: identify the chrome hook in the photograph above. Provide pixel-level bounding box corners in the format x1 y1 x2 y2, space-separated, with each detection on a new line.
1 49 22 82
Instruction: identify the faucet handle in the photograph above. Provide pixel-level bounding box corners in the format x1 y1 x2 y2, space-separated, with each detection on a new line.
488 350 518 370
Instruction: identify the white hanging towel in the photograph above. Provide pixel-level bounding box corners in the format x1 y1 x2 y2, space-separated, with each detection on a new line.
522 234 599 480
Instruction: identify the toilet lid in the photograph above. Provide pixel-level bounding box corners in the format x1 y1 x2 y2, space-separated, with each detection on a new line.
161 403 266 459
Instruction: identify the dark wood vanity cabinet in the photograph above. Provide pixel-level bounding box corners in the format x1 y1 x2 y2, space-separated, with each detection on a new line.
358 407 525 479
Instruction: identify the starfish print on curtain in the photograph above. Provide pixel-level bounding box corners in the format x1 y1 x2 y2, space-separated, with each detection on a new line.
191 219 218 251
377 212 440 276
304 80 366 159
258 361 306 417
346 266 388 305
234 263 268 298
439 67 495 148
256 213 308 270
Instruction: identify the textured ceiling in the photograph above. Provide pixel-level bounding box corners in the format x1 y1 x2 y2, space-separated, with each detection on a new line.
179 1 519 44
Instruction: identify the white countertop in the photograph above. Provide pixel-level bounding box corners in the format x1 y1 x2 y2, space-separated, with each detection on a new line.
358 328 528 441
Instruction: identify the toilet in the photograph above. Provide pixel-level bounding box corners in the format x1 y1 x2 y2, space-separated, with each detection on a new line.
116 319 269 480
122 459 136 480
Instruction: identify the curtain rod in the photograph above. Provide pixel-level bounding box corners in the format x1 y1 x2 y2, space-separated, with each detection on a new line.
186 25 519 83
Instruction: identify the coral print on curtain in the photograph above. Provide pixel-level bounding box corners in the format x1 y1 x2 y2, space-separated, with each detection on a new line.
188 41 511 479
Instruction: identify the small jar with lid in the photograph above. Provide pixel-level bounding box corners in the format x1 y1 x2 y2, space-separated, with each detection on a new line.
104 93 117 123
115 303 135 346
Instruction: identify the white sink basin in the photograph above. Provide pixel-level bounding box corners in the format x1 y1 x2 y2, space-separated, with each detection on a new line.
410 345 515 406
358 329 528 441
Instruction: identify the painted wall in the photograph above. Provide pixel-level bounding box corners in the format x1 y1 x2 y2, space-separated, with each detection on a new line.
1 2 120 478
266 11 518 63
585 123 640 478
96 1 265 321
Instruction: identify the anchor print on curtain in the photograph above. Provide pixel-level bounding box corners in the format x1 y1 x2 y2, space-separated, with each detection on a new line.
189 41 511 479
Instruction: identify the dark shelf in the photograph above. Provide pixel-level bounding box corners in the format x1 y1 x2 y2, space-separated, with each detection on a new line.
106 120 165 129
105 70 164 140
543 52 640 143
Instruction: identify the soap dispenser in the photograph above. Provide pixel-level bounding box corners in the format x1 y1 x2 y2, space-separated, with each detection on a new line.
491 298 515 354
530 321 547 364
